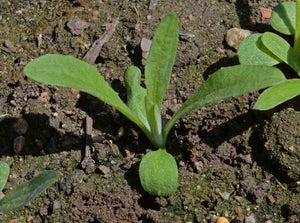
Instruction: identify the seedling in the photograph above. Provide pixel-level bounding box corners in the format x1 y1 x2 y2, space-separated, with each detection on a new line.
24 13 286 196
237 0 300 110
0 160 58 212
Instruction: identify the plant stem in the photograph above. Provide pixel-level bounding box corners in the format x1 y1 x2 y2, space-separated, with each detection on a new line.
294 0 300 56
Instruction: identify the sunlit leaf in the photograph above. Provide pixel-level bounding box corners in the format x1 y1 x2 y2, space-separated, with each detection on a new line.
270 1 296 35
24 54 148 135
254 79 300 110
139 148 177 196
145 13 178 111
238 33 281 66
163 65 287 141
261 32 300 75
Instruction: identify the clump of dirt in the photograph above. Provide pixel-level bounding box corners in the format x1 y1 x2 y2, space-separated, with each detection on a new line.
263 108 300 181
69 186 159 223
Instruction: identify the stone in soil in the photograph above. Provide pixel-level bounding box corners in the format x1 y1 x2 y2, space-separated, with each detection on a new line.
226 28 252 49
66 17 90 36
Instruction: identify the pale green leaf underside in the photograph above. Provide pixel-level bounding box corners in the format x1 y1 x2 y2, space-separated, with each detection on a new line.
163 65 287 141
125 66 149 131
0 161 9 192
139 148 178 196
24 54 146 133
254 79 300 110
145 101 163 147
270 1 296 35
0 170 58 212
238 33 281 66
145 13 178 111
261 32 300 75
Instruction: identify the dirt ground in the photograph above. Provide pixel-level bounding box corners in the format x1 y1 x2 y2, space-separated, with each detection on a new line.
0 0 299 222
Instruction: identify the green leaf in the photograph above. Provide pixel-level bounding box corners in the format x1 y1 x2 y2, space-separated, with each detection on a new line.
270 1 296 35
145 101 163 147
261 32 300 74
254 79 300 110
238 33 281 66
24 54 147 135
145 13 178 111
139 148 178 196
0 161 9 192
125 66 149 131
0 170 58 212
163 65 287 141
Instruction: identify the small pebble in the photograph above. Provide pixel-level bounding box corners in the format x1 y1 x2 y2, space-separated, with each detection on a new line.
13 136 25 154
12 118 28 135
245 215 256 223
53 200 60 209
226 28 252 49
0 192 5 200
4 40 17 53
67 17 90 35
26 216 33 222
98 165 110 178
221 192 230 200
141 38 152 59
39 207 48 216
260 7 272 19
216 217 230 223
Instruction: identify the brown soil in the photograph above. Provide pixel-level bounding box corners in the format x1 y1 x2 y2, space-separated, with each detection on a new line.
0 0 299 223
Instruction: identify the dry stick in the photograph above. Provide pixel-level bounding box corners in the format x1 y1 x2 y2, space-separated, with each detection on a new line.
81 18 120 172
83 18 120 64
80 115 94 173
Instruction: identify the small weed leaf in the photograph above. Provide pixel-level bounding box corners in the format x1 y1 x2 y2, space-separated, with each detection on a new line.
0 170 58 212
24 54 148 138
238 33 281 66
163 65 287 141
270 1 296 35
139 149 178 196
145 13 178 112
255 79 300 110
261 32 300 75
0 161 9 192
125 66 149 131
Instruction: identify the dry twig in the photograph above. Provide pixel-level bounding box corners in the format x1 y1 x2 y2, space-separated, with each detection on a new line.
83 18 120 64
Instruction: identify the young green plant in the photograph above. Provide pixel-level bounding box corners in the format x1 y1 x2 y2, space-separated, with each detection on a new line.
24 13 287 196
0 160 58 212
237 0 300 110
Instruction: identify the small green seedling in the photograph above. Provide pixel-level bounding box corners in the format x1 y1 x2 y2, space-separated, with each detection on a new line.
237 0 300 110
24 13 286 196
0 160 58 212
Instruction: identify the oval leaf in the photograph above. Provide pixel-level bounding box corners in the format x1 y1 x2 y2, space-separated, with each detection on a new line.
238 33 281 66
24 54 146 136
270 1 296 35
145 13 178 111
254 79 300 110
139 149 178 196
163 65 287 141
261 32 300 74
0 161 9 192
0 170 58 212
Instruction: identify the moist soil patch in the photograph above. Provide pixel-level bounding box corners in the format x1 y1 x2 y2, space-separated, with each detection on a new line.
0 0 299 222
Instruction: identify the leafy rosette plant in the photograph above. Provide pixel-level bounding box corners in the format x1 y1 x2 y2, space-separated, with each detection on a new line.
0 160 58 212
237 0 300 110
24 13 287 196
